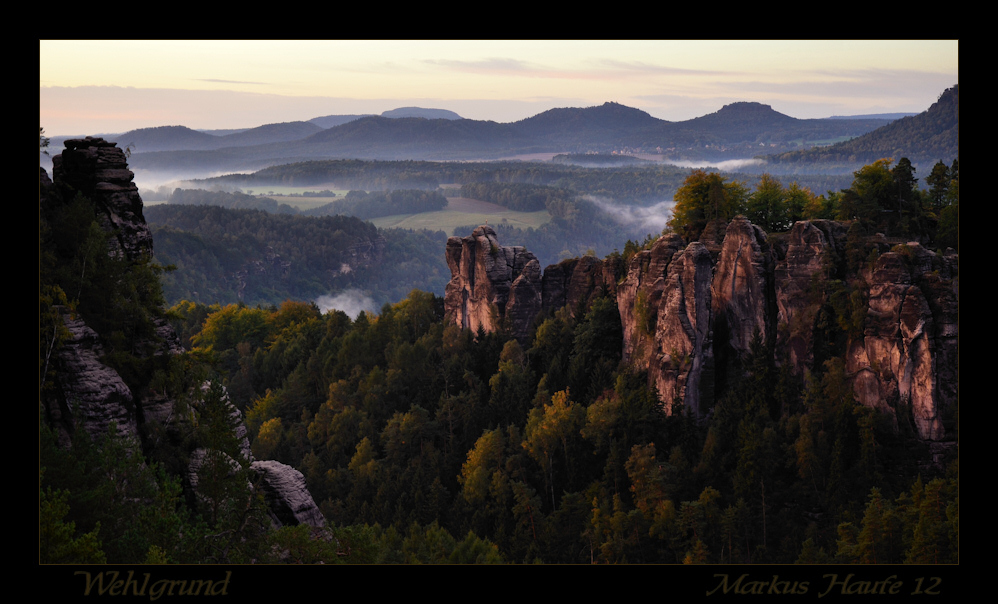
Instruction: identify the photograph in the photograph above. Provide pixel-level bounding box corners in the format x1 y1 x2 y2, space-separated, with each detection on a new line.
40 38 957 591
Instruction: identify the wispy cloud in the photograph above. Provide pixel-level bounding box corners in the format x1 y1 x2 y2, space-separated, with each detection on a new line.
425 57 545 75
425 57 740 86
195 78 269 85
593 59 733 77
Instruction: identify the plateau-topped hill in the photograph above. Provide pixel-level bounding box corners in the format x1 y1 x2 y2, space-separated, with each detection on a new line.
381 106 463 120
770 84 959 166
445 220 958 441
683 101 799 132
670 102 896 147
512 101 665 139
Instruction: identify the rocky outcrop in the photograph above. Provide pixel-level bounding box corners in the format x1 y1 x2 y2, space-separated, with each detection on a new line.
44 306 140 447
711 216 775 355
444 225 541 343
186 455 326 530
649 242 715 416
617 234 685 367
42 139 174 447
250 461 326 529
775 220 847 374
42 138 327 529
445 225 624 345
446 219 957 441
52 137 153 260
618 218 777 418
505 258 543 343
183 384 325 529
845 244 957 440
541 255 619 316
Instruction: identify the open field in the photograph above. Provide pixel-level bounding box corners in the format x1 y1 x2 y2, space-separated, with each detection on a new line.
368 197 550 232
263 192 349 211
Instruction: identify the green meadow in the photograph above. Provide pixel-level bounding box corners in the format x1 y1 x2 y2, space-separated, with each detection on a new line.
368 197 550 232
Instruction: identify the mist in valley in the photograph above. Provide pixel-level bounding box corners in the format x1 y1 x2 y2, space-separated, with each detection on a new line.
663 157 766 172
588 197 675 239
314 289 378 319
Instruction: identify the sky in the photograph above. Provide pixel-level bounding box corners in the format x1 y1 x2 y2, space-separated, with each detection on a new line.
40 40 959 136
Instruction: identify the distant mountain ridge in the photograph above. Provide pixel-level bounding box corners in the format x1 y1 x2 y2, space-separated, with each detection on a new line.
105 92 954 175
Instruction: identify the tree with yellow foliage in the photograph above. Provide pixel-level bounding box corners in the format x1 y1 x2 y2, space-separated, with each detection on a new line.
668 170 748 239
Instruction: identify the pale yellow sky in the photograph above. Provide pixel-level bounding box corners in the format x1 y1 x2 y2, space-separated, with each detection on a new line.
40 40 959 135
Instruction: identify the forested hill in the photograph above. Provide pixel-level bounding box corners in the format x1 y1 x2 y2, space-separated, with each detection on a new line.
192 159 695 202
769 84 959 167
510 102 666 141
145 204 450 308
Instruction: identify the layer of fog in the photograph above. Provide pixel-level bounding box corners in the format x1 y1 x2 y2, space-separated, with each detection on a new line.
315 289 378 320
588 197 675 238
663 158 765 172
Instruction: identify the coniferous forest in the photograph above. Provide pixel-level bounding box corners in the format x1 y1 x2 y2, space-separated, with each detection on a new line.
41 141 958 568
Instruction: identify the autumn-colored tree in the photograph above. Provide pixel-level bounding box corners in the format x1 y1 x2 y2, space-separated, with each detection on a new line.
785 181 819 225
668 170 748 239
523 389 585 510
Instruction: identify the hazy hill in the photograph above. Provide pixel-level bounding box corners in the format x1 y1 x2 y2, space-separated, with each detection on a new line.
769 84 958 166
110 125 221 152
827 112 917 120
215 121 323 147
309 114 372 129
110 121 324 153
145 203 450 307
116 93 945 174
381 107 463 120
306 107 462 128
298 115 527 158
512 102 664 140
673 102 892 144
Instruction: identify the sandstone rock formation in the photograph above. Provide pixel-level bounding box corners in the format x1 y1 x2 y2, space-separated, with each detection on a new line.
44 306 140 448
445 225 623 345
648 242 715 416
446 218 957 441
617 233 686 367
845 244 956 440
711 216 775 356
52 137 153 260
774 220 847 374
186 454 326 529
251 460 326 528
444 225 542 344
541 255 619 315
42 138 326 529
